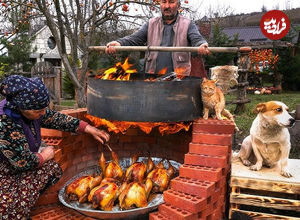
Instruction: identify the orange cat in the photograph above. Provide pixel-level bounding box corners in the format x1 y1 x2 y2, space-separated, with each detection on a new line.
201 78 235 123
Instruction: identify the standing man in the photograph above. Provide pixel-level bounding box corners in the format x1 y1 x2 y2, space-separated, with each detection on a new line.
106 0 210 75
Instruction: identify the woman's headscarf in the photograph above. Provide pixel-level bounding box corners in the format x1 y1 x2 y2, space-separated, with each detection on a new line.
0 75 50 110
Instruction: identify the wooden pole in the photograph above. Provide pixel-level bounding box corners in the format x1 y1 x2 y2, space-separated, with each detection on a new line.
88 46 241 53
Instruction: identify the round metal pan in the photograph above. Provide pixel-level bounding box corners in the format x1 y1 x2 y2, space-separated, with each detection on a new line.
87 74 202 122
59 157 181 219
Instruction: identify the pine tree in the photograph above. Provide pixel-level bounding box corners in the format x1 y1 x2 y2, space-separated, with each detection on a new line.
204 24 238 67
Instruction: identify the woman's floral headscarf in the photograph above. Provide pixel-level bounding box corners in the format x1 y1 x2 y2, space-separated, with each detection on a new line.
0 75 50 110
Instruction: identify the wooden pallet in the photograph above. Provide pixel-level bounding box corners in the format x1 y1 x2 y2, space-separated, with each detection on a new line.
229 159 300 219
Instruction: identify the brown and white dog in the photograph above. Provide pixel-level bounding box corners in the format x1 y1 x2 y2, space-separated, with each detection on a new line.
235 101 295 177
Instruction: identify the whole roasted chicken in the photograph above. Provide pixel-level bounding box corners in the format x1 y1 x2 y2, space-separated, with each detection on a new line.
124 154 155 183
88 178 121 211
100 151 123 181
66 175 103 203
118 178 153 210
146 159 175 193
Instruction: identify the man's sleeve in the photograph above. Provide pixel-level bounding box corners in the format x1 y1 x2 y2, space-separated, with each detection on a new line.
187 21 207 47
117 22 149 46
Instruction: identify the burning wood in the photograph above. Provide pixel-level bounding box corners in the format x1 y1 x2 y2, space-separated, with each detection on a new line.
85 114 191 135
153 67 188 81
153 72 180 81
94 58 189 82
95 57 137 80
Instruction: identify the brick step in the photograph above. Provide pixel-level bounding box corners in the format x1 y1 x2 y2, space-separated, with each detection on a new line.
180 164 224 182
170 176 215 198
163 189 207 213
149 211 169 220
192 132 232 146
31 204 89 220
30 204 61 216
41 136 63 146
184 153 228 168
189 143 231 156
198 195 224 220
193 119 235 134
159 203 197 220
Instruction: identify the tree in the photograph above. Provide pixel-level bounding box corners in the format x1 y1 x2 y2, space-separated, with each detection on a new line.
275 25 300 91
0 0 161 107
261 5 267 12
204 24 238 67
0 4 34 75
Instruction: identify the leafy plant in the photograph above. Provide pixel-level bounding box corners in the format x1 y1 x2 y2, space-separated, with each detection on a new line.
0 63 8 81
0 28 35 74
62 72 75 99
204 24 239 66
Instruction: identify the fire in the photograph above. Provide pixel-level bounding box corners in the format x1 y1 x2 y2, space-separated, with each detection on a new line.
95 57 137 80
85 114 192 135
157 67 168 75
174 67 187 79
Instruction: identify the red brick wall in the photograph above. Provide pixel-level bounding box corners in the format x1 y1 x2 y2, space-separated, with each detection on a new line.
35 108 191 206
35 108 235 220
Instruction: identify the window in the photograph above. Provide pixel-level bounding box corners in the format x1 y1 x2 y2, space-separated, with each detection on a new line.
47 36 56 49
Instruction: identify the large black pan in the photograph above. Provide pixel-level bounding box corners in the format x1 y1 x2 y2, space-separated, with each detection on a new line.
87 74 202 122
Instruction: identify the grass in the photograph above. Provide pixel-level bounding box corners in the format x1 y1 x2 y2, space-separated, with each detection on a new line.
60 99 76 107
226 91 300 158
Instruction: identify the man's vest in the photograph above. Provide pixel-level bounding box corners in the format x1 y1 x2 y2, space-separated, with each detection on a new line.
145 15 191 75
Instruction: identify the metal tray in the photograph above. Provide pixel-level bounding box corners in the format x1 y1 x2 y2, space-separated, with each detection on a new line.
58 157 181 219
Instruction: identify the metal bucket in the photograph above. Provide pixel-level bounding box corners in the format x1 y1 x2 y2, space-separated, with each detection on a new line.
87 74 202 122
59 157 181 219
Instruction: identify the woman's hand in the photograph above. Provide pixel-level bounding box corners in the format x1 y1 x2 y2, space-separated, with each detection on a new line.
40 146 55 162
84 125 110 144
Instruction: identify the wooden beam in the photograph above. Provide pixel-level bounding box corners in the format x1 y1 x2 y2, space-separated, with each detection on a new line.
230 177 300 194
230 193 300 211
230 209 300 220
88 46 240 53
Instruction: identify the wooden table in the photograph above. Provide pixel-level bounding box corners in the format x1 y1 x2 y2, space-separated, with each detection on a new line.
229 159 300 219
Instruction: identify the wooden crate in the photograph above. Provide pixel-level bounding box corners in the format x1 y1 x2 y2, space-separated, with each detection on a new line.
229 159 300 219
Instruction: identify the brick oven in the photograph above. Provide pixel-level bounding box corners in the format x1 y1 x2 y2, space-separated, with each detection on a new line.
30 108 235 220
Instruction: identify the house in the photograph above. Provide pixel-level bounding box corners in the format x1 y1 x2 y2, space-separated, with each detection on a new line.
222 25 300 48
197 8 300 49
29 25 83 67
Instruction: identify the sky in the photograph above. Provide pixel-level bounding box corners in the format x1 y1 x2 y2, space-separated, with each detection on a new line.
186 0 300 15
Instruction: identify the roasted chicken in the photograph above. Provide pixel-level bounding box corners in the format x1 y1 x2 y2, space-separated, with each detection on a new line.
118 178 153 210
100 151 123 181
88 178 121 211
65 152 177 211
66 175 103 203
124 155 154 183
146 159 175 193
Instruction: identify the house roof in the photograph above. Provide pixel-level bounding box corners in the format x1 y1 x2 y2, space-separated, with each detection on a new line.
223 26 269 42
222 25 300 45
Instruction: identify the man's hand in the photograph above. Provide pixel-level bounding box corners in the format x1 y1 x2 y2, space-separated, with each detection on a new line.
197 43 210 56
84 125 110 144
40 146 55 162
105 41 121 54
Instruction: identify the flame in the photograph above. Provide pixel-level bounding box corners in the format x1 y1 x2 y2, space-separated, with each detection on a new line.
157 67 168 75
158 122 191 135
85 114 192 135
95 57 137 80
174 67 187 80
